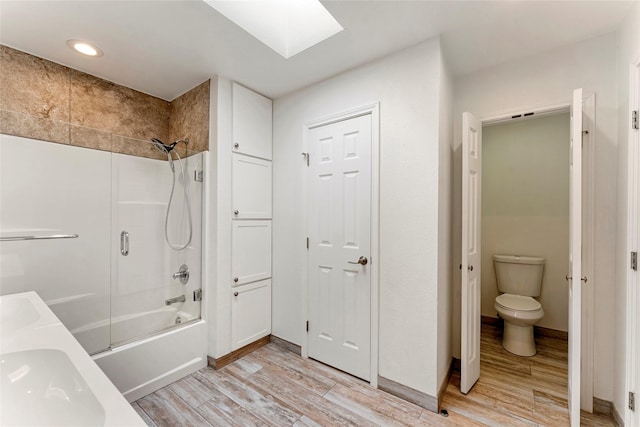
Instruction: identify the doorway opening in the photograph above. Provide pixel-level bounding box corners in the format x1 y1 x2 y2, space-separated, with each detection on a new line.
460 93 596 424
480 110 571 418
481 110 571 345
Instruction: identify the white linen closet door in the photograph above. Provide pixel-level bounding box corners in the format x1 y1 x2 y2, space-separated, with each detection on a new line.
307 113 372 381
461 111 482 394
568 88 584 427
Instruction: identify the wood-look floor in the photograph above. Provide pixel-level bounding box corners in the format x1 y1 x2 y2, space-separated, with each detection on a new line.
133 325 614 426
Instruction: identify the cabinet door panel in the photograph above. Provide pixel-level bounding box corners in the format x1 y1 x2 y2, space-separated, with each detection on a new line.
232 83 272 160
232 153 272 219
232 220 271 286
231 279 271 350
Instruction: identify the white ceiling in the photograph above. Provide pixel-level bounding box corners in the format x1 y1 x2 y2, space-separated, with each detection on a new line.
0 0 634 101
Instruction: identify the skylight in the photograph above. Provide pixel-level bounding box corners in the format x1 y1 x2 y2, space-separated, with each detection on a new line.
203 0 343 59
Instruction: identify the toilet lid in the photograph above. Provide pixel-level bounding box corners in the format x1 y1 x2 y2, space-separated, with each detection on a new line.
495 294 542 311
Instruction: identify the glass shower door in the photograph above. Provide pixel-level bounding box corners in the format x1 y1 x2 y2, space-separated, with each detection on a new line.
110 140 203 346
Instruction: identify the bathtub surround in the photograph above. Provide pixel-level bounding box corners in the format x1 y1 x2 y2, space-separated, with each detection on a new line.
170 79 210 154
0 134 208 400
0 45 209 158
0 39 210 399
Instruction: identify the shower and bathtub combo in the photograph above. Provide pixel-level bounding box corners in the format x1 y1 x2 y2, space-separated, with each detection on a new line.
0 134 208 402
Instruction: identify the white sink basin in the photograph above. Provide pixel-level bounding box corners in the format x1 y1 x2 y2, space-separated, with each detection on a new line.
1 349 106 426
0 296 41 331
0 292 145 427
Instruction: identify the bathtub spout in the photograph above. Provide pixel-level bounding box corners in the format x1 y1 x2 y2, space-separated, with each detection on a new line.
165 295 186 306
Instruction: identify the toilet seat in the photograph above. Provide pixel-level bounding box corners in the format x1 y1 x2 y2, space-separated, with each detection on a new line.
495 293 541 312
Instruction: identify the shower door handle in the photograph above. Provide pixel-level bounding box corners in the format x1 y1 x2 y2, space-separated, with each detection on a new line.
120 231 129 256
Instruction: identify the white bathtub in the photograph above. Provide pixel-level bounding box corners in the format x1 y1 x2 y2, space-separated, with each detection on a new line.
72 306 198 351
92 317 207 402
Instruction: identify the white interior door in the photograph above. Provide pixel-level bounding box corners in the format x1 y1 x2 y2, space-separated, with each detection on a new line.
461 112 482 394
307 113 372 381
626 60 640 427
569 88 583 427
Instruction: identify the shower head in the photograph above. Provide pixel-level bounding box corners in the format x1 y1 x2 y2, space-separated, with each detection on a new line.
151 138 171 154
151 138 175 172
150 138 189 154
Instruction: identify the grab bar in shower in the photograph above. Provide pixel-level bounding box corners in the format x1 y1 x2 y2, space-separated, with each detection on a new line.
0 234 79 242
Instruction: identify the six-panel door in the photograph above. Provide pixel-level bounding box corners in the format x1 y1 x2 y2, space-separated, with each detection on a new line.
307 114 372 381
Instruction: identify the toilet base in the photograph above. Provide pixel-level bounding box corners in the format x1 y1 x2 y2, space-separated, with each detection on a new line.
502 321 536 357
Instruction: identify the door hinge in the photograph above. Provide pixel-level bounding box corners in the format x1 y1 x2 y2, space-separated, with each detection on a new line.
633 110 639 130
306 237 309 250
306 320 309 332
193 289 202 301
630 391 636 411
632 252 638 271
301 152 310 167
194 170 204 182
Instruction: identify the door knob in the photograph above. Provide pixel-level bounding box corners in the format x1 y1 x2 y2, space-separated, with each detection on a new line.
234 292 238 297
233 277 239 283
468 265 474 271
234 143 239 149
234 210 239 215
348 256 368 266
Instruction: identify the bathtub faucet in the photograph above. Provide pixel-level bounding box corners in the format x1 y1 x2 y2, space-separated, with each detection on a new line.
165 295 186 306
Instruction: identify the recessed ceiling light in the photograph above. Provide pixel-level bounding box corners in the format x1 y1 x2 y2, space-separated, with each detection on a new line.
204 0 343 59
66 39 103 57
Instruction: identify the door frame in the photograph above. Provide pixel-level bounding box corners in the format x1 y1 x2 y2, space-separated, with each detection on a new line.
467 93 596 410
301 103 380 388
625 54 640 427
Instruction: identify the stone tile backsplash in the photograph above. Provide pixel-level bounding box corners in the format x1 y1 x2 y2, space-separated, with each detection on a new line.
0 45 209 158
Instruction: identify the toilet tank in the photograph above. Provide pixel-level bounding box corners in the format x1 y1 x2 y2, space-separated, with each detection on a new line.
493 254 545 297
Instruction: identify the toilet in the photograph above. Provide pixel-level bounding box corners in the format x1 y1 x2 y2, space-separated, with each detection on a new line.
493 254 545 356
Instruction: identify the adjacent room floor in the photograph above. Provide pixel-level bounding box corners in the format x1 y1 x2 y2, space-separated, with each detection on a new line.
132 325 615 426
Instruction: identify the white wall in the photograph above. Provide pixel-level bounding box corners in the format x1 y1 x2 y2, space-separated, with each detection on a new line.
273 38 449 397
614 0 640 417
0 135 111 354
452 33 618 400
481 114 570 332
437 53 453 393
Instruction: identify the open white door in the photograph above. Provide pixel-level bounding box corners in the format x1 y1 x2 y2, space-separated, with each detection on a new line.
568 88 583 427
461 112 482 394
627 59 640 427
